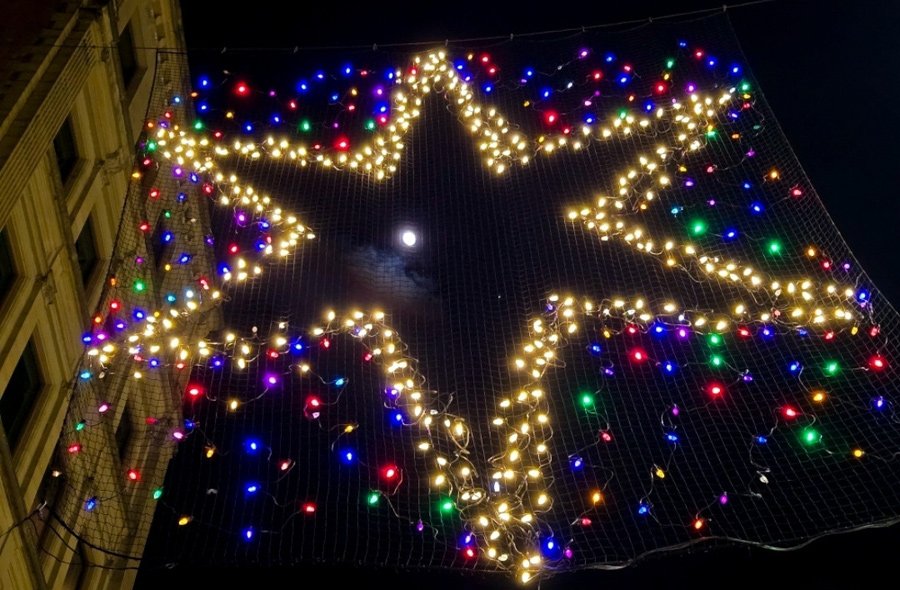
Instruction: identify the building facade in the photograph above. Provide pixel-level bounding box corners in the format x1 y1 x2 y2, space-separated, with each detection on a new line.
0 1 189 587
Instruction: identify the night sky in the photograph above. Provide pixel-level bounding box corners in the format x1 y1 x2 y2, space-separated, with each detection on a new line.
137 1 900 587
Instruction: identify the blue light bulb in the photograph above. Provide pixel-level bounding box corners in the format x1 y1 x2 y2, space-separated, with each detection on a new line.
570 456 584 471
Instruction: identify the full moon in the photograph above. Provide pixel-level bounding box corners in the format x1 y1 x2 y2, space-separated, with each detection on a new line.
400 229 418 247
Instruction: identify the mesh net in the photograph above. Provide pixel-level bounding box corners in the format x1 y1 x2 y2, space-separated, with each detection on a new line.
54 13 900 582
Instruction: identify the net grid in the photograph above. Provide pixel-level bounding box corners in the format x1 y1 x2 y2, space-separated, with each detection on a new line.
49 14 900 583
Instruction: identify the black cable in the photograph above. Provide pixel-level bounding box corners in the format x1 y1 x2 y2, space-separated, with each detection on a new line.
47 508 144 562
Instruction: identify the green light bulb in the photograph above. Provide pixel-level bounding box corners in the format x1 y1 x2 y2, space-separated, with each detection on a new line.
710 354 724 368
689 219 707 236
193 120 203 131
367 491 380 506
665 58 675 69
801 427 820 446
580 393 595 409
146 140 157 152
823 360 840 376
439 498 454 513
365 119 376 131
152 487 163 500
766 240 782 255
75 421 85 432
708 333 722 346
133 279 145 293
299 119 312 132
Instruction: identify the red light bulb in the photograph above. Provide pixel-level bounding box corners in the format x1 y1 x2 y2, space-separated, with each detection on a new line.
382 464 399 480
544 111 558 125
630 348 647 363
235 82 249 96
781 405 800 419
706 382 724 398
302 502 317 514
869 355 887 371
127 468 140 481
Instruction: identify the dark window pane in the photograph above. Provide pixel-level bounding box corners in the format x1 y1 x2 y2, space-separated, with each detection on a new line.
116 404 132 459
61 541 88 589
33 461 64 543
53 118 78 184
150 211 170 268
0 341 43 452
118 24 138 88
0 229 14 302
75 217 98 285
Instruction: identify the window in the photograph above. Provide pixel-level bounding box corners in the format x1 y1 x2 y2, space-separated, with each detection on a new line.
53 118 78 185
33 462 64 542
150 211 170 268
116 404 132 459
74 217 98 285
0 229 14 303
0 341 42 453
117 23 138 88
61 540 88 590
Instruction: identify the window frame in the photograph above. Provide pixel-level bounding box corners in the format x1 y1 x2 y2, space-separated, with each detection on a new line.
0 228 15 305
74 215 99 286
52 117 78 187
117 22 139 90
0 340 44 454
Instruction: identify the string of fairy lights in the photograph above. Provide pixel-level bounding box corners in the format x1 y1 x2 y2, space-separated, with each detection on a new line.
54 36 896 585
